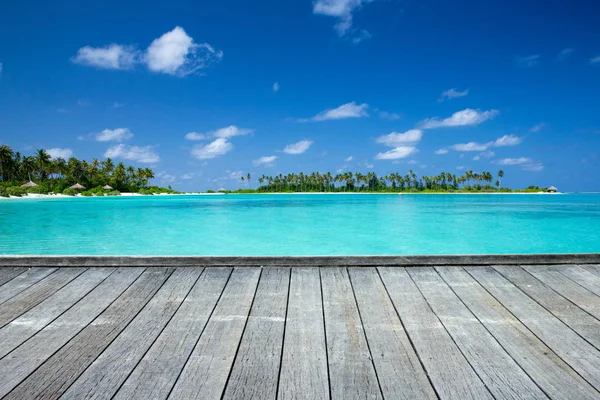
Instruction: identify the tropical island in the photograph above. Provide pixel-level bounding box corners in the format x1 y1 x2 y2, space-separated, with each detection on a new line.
0 145 175 197
1 145 554 198
229 171 553 194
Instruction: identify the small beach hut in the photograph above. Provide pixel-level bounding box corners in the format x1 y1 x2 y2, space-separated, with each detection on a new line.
547 186 557 193
20 181 39 188
70 183 86 190
102 185 113 190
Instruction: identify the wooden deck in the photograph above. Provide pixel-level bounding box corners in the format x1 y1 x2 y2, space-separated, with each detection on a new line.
0 265 599 399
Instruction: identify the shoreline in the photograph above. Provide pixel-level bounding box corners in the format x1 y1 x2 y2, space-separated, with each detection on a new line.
0 191 566 200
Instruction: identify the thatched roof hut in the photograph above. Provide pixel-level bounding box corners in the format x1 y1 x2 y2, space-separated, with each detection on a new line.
20 181 39 188
70 183 86 190
547 186 557 193
102 185 113 190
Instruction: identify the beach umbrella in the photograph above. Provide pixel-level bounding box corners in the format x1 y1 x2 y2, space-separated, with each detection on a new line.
102 185 113 190
547 186 557 193
20 181 39 188
70 183 86 190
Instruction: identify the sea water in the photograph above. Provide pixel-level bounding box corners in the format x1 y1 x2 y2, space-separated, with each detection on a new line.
1 194 599 255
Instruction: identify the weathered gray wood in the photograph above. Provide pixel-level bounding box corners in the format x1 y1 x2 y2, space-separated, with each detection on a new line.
378 267 493 400
277 268 330 400
2 253 600 267
0 267 28 287
0 268 144 398
0 268 85 327
320 268 382 399
582 264 600 277
558 265 600 296
61 267 202 400
4 268 172 400
0 268 114 359
0 267 57 304
114 268 232 400
500 266 600 347
222 268 290 400
168 268 261 399
348 268 436 400
439 266 600 399
467 266 600 392
408 267 547 399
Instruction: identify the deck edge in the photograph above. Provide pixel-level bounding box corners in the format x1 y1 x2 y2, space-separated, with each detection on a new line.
0 254 598 267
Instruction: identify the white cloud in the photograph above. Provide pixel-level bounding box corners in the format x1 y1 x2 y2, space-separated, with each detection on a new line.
283 140 313 154
345 156 353 161
95 128 134 142
516 54 540 67
253 155 278 167
336 168 344 173
185 132 209 141
73 27 222 77
364 163 374 169
72 44 137 70
156 171 177 184
419 108 499 129
434 149 448 155
558 48 574 60
377 110 402 120
473 156 481 161
530 123 546 132
497 157 532 165
191 138 233 159
181 173 197 180
273 82 280 92
212 126 253 138
352 30 371 44
457 166 465 170
497 157 543 171
376 129 422 147
374 146 417 160
590 56 600 64
480 150 495 158
493 134 522 147
438 88 469 102
145 26 223 76
185 126 252 141
105 144 159 163
0 62 3 76
313 0 374 36
450 142 490 152
301 102 368 122
47 148 73 160
111 102 125 109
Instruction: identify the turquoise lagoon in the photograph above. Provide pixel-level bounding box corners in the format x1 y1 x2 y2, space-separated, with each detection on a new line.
1 194 599 255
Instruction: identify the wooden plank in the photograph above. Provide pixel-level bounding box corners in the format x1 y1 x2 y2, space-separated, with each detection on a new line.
439 266 600 399
408 267 547 399
168 267 261 399
3 268 172 400
0 267 57 304
114 268 232 400
277 268 330 400
0 267 144 398
0 268 115 359
378 267 493 400
0 268 85 327
500 266 600 347
320 268 382 399
348 268 436 400
582 264 600 277
0 267 28 287
467 266 600 392
222 268 290 400
558 265 600 296
61 268 202 399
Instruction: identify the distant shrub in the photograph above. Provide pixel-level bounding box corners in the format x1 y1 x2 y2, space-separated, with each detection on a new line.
106 190 120 196
205 190 215 193
6 186 27 197
62 188 78 196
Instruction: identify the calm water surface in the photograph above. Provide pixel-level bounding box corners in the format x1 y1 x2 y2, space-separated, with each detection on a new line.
1 194 599 255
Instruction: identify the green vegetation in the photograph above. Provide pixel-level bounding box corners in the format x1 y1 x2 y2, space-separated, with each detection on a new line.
0 144 171 197
230 170 548 193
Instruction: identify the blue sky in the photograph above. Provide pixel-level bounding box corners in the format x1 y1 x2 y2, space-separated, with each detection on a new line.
1 0 599 191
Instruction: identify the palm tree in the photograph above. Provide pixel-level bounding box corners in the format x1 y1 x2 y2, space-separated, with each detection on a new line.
498 170 504 187
246 173 251 189
21 156 35 182
0 144 14 181
35 149 51 181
